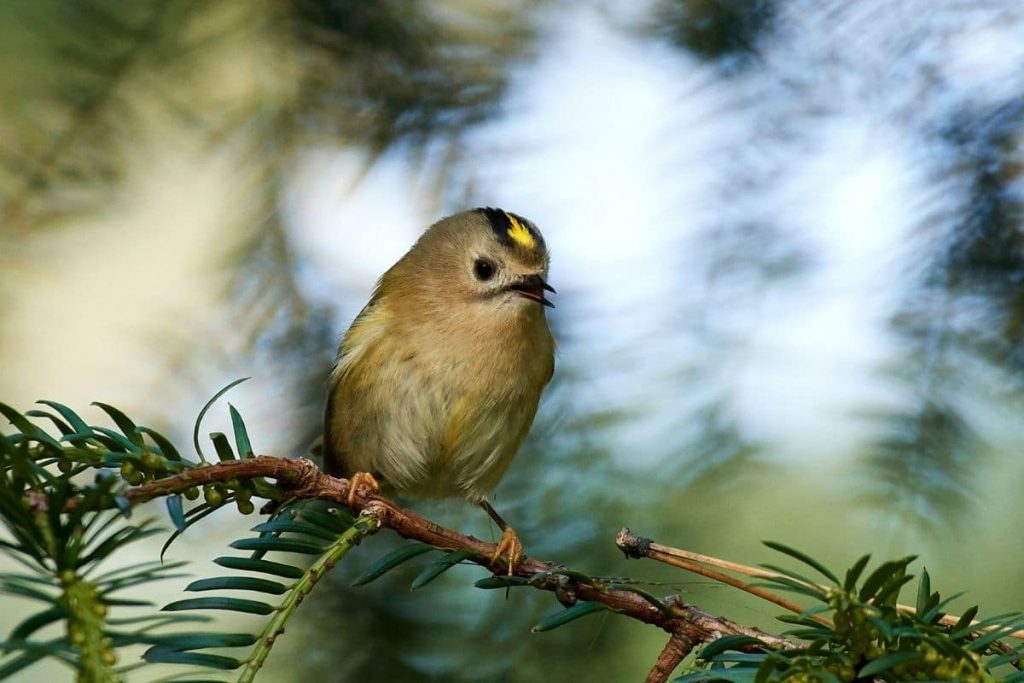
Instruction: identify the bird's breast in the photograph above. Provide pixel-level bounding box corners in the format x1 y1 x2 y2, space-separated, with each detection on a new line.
330 293 554 501
389 308 554 499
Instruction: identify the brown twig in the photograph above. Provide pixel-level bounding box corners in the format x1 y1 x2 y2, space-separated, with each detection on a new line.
616 528 1024 640
68 452 1024 678
646 632 699 683
118 456 792 653
621 533 781 581
616 528 833 627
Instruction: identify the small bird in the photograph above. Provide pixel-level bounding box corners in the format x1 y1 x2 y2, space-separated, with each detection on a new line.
323 208 555 570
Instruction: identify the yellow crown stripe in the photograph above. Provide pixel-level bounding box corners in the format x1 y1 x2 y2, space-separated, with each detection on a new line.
504 212 536 249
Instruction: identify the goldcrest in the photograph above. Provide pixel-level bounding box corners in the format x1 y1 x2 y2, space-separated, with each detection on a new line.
323 208 555 566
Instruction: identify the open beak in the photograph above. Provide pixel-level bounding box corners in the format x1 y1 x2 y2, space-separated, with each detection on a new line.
508 274 556 308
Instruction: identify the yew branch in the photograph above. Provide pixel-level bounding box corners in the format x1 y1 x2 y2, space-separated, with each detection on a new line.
120 455 791 659
646 632 699 683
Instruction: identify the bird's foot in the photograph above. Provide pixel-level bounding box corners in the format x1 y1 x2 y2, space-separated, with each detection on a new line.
347 471 381 508
489 526 524 576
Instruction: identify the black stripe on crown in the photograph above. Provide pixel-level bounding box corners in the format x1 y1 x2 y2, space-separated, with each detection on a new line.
474 207 543 250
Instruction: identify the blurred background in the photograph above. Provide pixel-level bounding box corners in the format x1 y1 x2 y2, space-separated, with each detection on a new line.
2 0 1024 680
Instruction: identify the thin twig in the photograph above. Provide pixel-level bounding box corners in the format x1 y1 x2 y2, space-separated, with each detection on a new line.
628 534 781 581
236 515 380 683
616 528 1024 639
646 632 698 683
116 456 793 648
617 528 832 627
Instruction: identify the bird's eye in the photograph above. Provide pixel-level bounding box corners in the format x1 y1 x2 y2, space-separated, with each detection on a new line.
474 258 495 281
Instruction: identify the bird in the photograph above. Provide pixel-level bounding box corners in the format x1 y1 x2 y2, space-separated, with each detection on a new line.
322 207 555 572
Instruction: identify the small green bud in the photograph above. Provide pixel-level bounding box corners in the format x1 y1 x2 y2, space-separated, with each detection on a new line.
236 498 255 515
120 461 144 485
183 486 200 501
204 485 224 508
142 453 163 472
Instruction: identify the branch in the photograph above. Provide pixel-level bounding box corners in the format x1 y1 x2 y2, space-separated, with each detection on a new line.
121 455 793 659
237 516 379 683
617 528 1024 640
646 632 699 683
617 527 833 627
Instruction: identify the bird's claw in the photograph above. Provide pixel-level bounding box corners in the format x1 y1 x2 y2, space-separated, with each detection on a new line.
489 526 524 576
347 471 381 508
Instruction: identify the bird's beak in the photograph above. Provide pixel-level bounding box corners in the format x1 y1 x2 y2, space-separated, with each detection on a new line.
508 274 556 308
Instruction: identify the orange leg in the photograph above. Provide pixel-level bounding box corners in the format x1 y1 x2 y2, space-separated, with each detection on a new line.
480 499 524 575
347 471 381 508
490 527 524 576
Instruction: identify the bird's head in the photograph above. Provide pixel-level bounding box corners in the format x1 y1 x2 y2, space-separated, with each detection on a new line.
393 208 555 315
